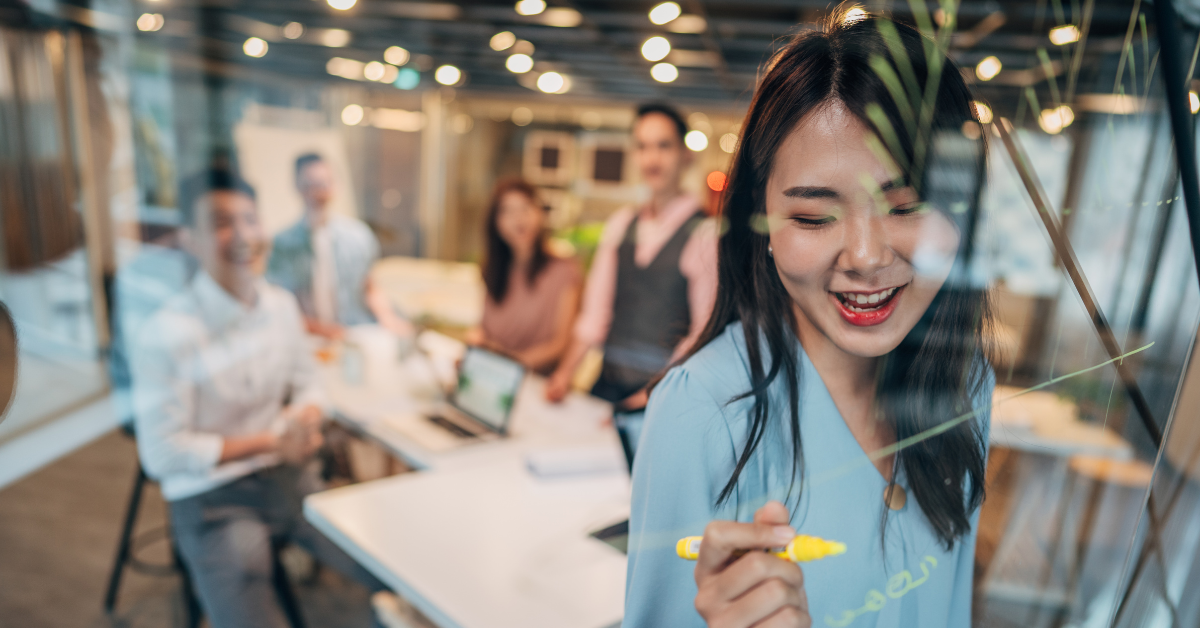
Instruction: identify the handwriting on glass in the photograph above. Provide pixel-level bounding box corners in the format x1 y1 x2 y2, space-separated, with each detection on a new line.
824 555 938 627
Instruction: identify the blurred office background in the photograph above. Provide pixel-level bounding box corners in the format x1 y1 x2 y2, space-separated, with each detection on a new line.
2 0 1200 627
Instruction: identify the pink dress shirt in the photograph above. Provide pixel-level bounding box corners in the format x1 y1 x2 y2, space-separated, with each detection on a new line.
573 193 719 362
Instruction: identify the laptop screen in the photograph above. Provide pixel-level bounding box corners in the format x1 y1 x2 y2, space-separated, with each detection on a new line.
452 348 525 432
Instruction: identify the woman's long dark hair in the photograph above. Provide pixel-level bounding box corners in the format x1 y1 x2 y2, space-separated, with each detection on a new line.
482 178 551 303
686 10 991 549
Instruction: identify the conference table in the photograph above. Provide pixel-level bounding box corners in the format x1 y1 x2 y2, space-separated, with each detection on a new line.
303 327 629 628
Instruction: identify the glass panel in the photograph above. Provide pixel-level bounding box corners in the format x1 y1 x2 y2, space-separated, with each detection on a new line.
5 1 1200 626
0 26 110 444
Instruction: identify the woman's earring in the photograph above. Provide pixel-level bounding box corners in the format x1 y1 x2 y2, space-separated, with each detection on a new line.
767 245 774 257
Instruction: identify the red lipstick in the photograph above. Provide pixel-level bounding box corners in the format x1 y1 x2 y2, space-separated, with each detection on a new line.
831 285 905 327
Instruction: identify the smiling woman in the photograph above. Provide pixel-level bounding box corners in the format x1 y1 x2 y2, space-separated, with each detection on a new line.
767 102 966 357
624 8 991 628
473 178 583 375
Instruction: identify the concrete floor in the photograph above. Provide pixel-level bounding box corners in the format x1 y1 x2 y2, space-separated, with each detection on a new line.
0 430 376 628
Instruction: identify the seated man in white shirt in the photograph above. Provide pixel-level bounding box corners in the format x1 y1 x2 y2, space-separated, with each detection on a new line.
131 168 385 628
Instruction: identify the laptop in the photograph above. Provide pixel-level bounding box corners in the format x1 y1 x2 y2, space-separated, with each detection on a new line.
383 347 525 453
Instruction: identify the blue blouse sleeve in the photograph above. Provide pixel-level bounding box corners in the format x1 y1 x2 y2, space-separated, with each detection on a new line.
624 364 741 628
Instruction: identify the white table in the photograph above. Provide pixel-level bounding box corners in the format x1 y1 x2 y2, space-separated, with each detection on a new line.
319 328 617 471
306 328 629 628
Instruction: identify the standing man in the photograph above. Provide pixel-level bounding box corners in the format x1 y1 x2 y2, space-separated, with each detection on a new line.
267 153 410 338
132 168 385 627
546 103 718 411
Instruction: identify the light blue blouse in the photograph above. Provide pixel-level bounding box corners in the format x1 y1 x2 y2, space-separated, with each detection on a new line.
624 321 992 628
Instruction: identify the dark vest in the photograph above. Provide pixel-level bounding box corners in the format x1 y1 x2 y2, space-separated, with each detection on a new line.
591 210 705 403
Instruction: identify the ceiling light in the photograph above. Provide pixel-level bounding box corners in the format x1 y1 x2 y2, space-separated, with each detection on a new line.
972 101 993 124
642 36 671 62
512 40 535 55
1038 105 1074 134
384 46 410 66
243 37 268 58
843 7 868 24
687 112 712 133
706 171 727 192
649 2 681 25
136 13 164 32
490 31 516 51
435 64 462 86
667 15 707 33
342 104 364 126
685 130 708 151
512 107 534 126
975 56 1002 81
506 53 534 73
515 0 546 16
1191 91 1200 114
364 61 387 81
327 57 365 80
282 22 304 39
321 29 351 47
1049 24 1080 46
395 67 420 90
328 0 356 10
543 8 582 27
719 132 738 153
651 62 678 82
537 71 568 93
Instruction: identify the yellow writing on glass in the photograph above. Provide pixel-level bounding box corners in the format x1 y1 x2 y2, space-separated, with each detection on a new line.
824 555 938 627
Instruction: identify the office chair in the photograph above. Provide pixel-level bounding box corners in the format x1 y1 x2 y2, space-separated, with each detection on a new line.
104 427 307 628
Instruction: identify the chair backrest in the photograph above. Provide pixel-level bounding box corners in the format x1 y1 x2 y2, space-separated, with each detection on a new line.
0 302 15 421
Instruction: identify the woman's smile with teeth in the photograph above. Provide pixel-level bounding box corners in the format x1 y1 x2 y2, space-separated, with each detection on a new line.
835 287 898 311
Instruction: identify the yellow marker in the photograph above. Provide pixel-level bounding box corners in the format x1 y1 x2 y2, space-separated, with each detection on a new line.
676 534 847 563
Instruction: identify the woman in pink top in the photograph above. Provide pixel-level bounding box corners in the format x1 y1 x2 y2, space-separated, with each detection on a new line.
474 178 582 374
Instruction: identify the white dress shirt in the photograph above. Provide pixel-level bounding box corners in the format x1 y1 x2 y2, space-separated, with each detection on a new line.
311 224 338 324
131 271 328 501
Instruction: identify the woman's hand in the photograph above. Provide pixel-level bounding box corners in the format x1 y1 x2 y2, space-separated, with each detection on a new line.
694 501 812 628
545 368 572 402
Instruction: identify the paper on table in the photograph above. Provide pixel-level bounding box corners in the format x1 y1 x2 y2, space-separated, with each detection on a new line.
526 446 625 479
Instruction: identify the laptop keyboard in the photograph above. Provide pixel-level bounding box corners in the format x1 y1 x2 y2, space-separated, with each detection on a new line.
427 414 478 439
